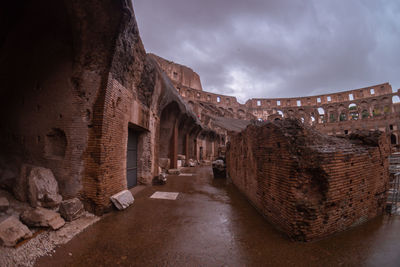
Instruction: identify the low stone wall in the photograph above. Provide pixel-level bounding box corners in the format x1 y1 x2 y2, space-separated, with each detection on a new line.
226 119 390 241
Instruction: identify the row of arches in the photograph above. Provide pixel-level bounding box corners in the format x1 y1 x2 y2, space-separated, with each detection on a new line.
252 94 400 126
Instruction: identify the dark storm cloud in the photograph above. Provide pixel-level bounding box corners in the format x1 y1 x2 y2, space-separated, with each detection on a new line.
132 0 400 102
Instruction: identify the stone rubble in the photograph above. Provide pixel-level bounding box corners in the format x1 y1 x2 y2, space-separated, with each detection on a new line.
110 190 134 210
0 216 32 247
59 198 85 222
0 212 99 267
20 207 65 230
27 167 63 208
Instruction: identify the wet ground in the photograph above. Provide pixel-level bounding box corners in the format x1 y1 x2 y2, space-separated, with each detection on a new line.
36 166 400 267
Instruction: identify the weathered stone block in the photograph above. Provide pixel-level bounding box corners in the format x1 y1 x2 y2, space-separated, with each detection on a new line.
27 167 62 208
110 190 134 210
0 216 32 247
167 169 180 175
20 207 65 230
177 154 186 160
0 197 9 212
59 198 85 222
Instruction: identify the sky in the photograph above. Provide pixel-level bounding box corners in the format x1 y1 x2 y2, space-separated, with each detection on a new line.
132 0 400 103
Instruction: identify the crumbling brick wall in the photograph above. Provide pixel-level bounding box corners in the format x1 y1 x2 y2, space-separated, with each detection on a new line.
226 119 390 241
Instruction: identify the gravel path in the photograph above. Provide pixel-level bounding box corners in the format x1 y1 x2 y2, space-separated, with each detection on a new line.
0 212 99 267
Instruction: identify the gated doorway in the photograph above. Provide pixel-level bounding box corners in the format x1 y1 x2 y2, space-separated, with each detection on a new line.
127 129 138 188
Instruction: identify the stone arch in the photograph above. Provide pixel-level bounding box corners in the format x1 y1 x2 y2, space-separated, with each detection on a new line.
392 95 400 104
317 107 326 123
348 103 359 120
159 102 181 168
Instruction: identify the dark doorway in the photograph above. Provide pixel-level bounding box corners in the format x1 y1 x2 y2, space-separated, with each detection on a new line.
127 129 138 188
391 134 397 145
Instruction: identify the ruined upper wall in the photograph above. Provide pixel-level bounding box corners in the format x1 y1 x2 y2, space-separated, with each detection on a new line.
226 119 390 241
149 54 203 91
247 83 393 108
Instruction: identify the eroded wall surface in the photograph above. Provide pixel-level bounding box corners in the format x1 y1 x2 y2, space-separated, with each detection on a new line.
226 119 390 241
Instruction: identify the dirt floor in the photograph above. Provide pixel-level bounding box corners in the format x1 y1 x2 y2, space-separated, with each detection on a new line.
35 166 400 267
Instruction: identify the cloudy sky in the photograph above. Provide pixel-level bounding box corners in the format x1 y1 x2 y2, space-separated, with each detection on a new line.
133 0 400 103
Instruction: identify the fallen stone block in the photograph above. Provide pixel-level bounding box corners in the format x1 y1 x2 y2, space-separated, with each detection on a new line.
168 169 180 175
20 207 65 230
110 190 134 210
0 216 32 247
27 166 62 208
0 197 9 212
177 154 186 160
59 198 85 222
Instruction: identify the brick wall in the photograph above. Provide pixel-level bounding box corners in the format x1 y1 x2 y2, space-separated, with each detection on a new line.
226 119 390 241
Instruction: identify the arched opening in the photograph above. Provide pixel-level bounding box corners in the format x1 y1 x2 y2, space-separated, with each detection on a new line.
349 103 359 120
277 110 284 117
159 102 181 169
392 95 400 103
361 110 370 119
317 108 325 123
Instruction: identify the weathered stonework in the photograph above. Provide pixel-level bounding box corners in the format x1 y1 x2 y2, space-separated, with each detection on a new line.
226 119 390 241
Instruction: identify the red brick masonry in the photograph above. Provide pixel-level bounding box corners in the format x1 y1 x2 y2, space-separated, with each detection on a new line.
226 119 390 241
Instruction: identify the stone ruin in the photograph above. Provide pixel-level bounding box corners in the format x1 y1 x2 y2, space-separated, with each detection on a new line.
226 119 390 241
0 0 396 246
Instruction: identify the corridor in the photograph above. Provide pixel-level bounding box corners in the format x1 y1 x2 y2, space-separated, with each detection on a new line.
36 166 400 266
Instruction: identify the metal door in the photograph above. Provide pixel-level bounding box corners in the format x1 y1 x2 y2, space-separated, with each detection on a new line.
127 129 138 188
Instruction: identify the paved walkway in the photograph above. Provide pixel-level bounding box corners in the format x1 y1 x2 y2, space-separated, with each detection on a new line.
36 166 400 266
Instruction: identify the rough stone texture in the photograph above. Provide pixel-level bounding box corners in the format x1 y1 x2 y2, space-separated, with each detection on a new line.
0 169 16 192
226 119 390 241
0 197 9 212
27 167 62 208
14 164 34 202
168 169 181 175
0 216 32 247
110 190 134 210
59 198 85 222
20 207 65 230
151 54 203 91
